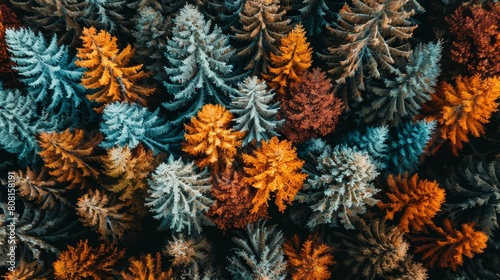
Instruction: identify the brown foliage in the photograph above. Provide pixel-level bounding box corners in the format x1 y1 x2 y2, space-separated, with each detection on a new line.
15 167 67 209
378 173 446 233
207 168 268 232
121 253 173 280
446 3 500 76
414 219 488 270
279 68 344 143
243 136 307 213
53 239 125 280
284 234 334 280
38 129 102 189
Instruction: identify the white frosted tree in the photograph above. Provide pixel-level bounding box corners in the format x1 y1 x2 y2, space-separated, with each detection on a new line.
230 76 283 146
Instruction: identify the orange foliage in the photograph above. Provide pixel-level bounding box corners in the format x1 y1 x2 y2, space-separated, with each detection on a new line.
242 136 307 213
53 239 125 280
183 104 245 171
121 253 173 280
378 173 445 233
262 23 312 95
208 168 268 232
415 219 488 270
421 75 500 155
284 234 334 280
38 129 102 189
75 27 154 112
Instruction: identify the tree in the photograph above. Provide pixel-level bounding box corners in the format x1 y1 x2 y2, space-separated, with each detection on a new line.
297 145 380 229
420 75 500 155
227 220 287 280
38 129 102 189
231 0 291 74
279 68 344 143
163 234 212 268
15 167 67 210
261 23 312 95
76 189 134 242
2 260 53 280
414 219 488 270
290 0 338 36
75 27 154 113
144 156 214 235
163 4 239 126
6 28 89 125
362 41 442 126
208 168 268 232
0 4 21 79
243 137 307 213
378 173 445 233
183 104 244 171
283 234 335 280
339 125 389 169
121 253 173 280
230 76 283 146
53 239 125 280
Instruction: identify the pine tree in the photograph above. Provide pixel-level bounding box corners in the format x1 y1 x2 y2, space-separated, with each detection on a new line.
183 104 244 171
121 253 173 280
2 260 53 279
279 68 344 143
243 137 307 213
38 129 102 189
262 23 312 95
420 75 500 155
362 41 442 126
232 0 291 74
163 234 212 269
144 156 214 235
339 125 389 169
163 4 239 126
100 102 177 154
76 27 155 113
290 0 338 36
15 167 67 210
6 28 90 125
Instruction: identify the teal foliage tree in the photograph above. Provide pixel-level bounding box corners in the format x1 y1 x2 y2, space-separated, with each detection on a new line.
296 145 380 229
362 41 443 126
6 28 92 129
339 126 389 170
144 156 214 235
227 220 287 280
216 0 245 33
163 4 239 126
290 0 338 36
230 76 283 146
443 156 500 236
386 120 436 174
100 102 178 154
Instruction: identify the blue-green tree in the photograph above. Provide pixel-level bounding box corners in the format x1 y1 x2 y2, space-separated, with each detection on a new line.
340 126 389 169
290 0 338 36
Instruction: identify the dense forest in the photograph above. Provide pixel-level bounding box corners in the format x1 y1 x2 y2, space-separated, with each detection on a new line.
1 0 500 279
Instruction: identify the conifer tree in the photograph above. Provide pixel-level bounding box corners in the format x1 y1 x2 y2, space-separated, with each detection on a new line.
100 102 177 154
216 0 245 32
232 0 291 74
163 4 239 126
183 104 244 171
290 0 337 36
76 27 155 113
262 23 312 95
163 234 212 270
15 167 67 210
339 125 389 169
121 253 173 280
230 76 283 146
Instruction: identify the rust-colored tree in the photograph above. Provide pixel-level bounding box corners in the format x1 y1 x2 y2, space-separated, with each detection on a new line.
378 173 446 233
421 75 500 155
15 167 67 210
53 239 125 280
283 234 335 280
207 168 268 232
183 104 245 172
38 129 102 189
0 4 21 80
121 253 173 280
261 23 312 95
446 3 500 76
279 68 344 143
75 27 154 112
243 136 307 213
414 219 488 270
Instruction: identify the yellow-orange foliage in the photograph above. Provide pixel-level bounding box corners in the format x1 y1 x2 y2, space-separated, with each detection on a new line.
121 253 173 280
76 27 154 112
243 136 307 213
284 234 334 280
38 129 101 189
183 104 245 171
53 239 125 280
422 75 500 155
378 173 445 233
415 219 488 270
262 23 312 95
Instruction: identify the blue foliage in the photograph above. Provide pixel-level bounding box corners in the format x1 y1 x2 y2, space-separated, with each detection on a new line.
340 126 389 169
100 102 179 154
290 0 338 36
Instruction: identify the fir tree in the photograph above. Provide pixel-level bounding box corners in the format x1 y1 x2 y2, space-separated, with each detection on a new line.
230 76 283 146
290 0 338 36
121 253 173 280
163 4 239 126
339 125 389 170
163 234 212 270
15 167 67 210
